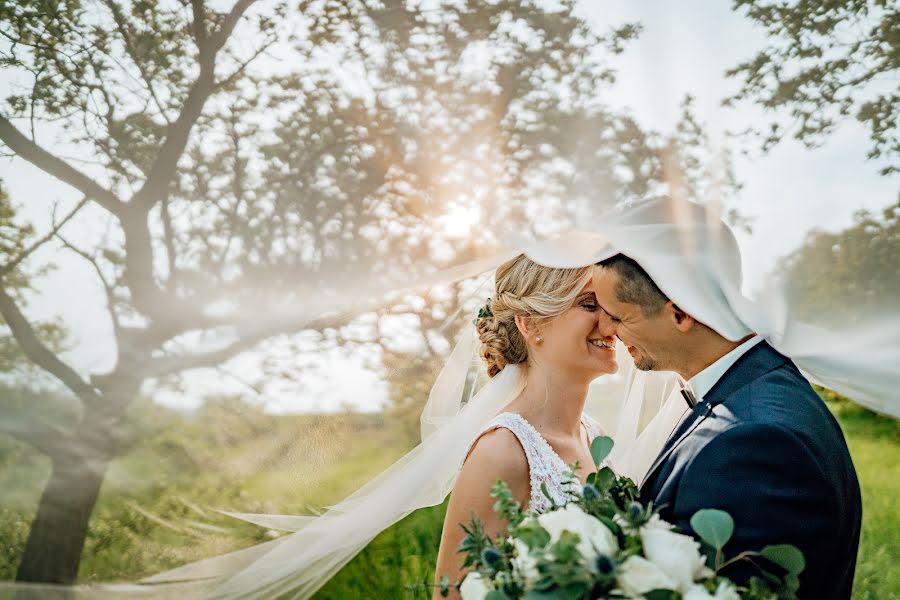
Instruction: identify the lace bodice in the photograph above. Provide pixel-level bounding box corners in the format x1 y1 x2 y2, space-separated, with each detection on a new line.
469 412 605 513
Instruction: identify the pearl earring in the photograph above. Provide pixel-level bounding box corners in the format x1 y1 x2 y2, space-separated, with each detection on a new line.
536 336 543 343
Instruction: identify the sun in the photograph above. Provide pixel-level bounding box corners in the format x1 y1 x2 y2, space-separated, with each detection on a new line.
438 204 481 239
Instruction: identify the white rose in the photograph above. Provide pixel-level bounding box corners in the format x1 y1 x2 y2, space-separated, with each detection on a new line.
683 581 741 600
616 555 677 597
613 512 674 535
537 504 618 566
459 571 491 600
640 527 713 593
511 538 540 586
643 513 675 531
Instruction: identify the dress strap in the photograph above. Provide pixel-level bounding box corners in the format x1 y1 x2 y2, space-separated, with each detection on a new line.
465 412 578 512
581 412 606 443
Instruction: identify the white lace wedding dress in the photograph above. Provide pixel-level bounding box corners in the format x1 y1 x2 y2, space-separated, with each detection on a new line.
468 412 605 512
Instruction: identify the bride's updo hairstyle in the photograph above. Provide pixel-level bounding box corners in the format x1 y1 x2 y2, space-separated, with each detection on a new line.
476 254 592 377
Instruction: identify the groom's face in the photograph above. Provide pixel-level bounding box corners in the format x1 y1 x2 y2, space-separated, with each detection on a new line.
591 266 681 372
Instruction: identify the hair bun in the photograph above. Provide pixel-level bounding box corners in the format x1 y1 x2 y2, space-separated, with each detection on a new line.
473 255 591 378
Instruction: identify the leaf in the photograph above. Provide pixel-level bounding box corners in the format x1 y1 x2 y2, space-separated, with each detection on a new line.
523 591 558 600
486 591 509 600
785 572 800 593
596 467 616 492
761 544 806 575
644 589 680 600
690 509 734 550
590 435 614 467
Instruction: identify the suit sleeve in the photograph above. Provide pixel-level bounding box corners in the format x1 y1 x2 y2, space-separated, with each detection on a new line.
671 422 834 582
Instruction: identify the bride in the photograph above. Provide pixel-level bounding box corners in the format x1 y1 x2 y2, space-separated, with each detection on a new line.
434 254 619 597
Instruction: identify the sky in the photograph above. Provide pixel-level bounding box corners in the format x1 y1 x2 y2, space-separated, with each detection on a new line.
0 0 896 413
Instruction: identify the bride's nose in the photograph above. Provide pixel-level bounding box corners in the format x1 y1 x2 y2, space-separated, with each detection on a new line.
597 310 618 335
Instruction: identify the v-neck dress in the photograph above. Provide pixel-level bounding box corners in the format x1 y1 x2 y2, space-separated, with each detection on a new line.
468 412 605 513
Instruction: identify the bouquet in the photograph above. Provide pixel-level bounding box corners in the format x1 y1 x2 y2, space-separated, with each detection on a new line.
441 436 805 599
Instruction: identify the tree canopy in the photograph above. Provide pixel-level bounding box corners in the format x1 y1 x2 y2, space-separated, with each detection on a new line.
727 0 899 174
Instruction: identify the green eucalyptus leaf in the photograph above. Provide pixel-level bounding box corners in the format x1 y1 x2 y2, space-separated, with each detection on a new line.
761 544 806 575
690 509 734 550
785 572 800 593
590 436 614 467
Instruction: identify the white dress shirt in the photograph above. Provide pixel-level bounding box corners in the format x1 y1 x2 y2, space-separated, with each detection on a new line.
688 335 765 404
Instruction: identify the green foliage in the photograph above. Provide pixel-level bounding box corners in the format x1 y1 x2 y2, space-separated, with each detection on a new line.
320 394 899 599
779 200 899 324
760 545 805 577
691 509 735 551
1 393 884 596
590 436 614 467
643 590 681 600
0 183 68 378
492 480 525 528
823 396 900 599
728 0 899 175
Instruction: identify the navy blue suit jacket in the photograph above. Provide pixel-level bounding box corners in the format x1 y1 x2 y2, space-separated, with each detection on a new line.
639 342 862 599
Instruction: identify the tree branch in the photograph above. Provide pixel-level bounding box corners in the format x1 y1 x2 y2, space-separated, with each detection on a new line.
142 312 340 379
210 0 259 53
130 0 258 212
0 410 71 460
55 234 123 341
101 0 172 125
0 196 89 278
0 115 124 215
190 0 208 49
0 284 100 403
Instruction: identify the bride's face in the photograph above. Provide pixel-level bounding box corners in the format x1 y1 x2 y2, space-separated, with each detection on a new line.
532 281 618 380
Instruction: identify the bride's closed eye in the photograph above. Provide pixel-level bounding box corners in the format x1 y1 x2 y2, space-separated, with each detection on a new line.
578 293 599 311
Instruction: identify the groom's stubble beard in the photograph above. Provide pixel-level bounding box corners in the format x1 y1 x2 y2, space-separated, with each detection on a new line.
634 355 659 371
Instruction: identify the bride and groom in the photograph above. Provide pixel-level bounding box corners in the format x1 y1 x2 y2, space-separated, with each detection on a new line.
435 250 862 599
135 198 876 600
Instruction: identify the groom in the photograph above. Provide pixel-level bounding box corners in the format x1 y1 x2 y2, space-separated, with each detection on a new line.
592 254 862 600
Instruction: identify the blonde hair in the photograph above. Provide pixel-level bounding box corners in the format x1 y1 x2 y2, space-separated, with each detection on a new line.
476 254 592 377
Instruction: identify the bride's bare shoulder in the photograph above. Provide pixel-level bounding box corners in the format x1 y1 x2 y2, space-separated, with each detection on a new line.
459 426 529 489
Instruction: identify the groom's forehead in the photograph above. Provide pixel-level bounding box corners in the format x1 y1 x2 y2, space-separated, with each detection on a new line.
591 266 626 307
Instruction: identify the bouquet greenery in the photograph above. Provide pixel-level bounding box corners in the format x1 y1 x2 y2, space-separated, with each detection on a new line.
441 437 805 599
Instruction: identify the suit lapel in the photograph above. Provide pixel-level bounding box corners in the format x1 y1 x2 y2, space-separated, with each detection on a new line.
639 402 713 488
639 342 788 490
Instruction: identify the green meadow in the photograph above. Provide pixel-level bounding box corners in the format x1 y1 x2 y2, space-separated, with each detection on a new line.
0 392 896 599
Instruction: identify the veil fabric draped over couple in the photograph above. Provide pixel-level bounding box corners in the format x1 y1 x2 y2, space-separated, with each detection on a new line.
8 197 898 599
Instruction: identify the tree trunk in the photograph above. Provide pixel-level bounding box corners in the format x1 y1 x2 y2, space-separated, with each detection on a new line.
14 374 138 585
15 446 113 584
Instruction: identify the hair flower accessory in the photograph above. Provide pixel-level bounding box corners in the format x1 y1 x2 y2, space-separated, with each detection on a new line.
473 298 493 325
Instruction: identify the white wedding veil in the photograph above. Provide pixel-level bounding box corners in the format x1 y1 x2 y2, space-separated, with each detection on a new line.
4 197 897 599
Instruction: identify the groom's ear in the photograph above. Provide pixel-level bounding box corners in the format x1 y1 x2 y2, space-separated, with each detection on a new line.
667 302 695 333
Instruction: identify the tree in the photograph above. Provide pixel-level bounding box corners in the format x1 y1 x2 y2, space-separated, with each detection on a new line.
726 0 899 175
780 198 899 323
0 0 735 585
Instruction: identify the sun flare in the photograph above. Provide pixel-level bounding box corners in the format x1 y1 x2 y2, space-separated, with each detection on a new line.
438 204 481 239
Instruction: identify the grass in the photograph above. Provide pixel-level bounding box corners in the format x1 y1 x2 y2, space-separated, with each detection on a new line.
317 393 900 599
0 393 896 598
822 395 900 599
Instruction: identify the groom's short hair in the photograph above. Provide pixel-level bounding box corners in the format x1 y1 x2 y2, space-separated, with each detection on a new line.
597 254 669 317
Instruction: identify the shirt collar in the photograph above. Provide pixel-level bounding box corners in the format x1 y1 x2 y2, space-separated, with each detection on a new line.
688 335 765 403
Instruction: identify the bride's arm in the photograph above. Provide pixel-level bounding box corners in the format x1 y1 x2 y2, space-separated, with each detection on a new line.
432 427 530 600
